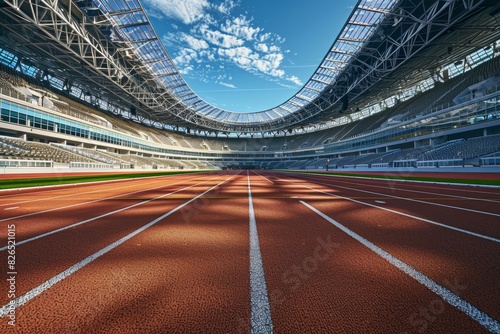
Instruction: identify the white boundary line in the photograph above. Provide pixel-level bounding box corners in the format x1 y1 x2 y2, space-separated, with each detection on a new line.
0 173 196 207
300 177 500 218
0 171 209 193
282 171 500 189
300 173 500 204
300 201 500 333
248 172 273 334
0 174 208 223
252 170 274 184
0 174 234 318
0 176 218 251
277 177 500 243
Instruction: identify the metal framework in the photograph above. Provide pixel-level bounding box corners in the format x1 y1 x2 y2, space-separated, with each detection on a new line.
0 0 499 134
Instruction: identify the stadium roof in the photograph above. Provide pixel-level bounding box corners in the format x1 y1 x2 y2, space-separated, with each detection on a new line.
95 0 399 126
0 0 500 134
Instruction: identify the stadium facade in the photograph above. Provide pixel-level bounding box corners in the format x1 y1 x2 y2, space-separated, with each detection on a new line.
0 0 500 170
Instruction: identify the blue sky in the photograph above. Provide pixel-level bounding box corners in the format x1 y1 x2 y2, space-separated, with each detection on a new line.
142 0 358 112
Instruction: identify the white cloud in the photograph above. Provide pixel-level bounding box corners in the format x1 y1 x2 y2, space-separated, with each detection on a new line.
219 81 236 88
150 0 300 89
221 15 261 41
147 10 164 20
199 24 244 48
179 65 194 75
235 57 252 67
217 46 253 59
259 32 271 42
269 68 285 77
264 53 284 69
275 36 286 44
251 59 284 78
255 43 268 53
161 32 177 47
173 48 199 67
215 45 289 79
269 45 281 52
287 75 303 86
181 34 209 50
216 0 238 15
202 50 215 61
218 46 253 68
143 0 209 25
252 59 270 73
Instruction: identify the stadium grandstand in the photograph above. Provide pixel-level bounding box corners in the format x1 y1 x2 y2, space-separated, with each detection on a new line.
0 0 499 171
2 1 500 333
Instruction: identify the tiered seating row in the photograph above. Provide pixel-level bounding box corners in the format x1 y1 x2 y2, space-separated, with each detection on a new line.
0 136 97 163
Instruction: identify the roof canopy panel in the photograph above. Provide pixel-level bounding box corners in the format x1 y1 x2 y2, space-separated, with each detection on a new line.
92 0 400 130
3 0 495 134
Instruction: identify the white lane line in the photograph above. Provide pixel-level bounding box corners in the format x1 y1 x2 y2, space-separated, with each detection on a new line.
0 175 234 318
4 207 19 210
286 171 500 190
300 201 500 333
0 174 206 223
298 177 500 218
0 172 183 197
248 172 273 334
0 173 191 207
253 170 274 185
303 174 500 204
0 176 218 252
277 178 500 243
375 200 386 204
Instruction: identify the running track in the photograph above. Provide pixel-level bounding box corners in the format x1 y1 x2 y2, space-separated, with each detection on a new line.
0 171 499 333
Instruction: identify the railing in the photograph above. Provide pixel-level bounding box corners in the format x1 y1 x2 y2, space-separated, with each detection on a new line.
0 159 52 168
393 160 417 168
481 157 500 166
0 86 30 103
416 159 464 167
69 162 113 169
370 163 390 168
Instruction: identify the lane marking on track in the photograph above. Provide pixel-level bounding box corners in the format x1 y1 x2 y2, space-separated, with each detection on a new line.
0 172 188 196
0 175 235 318
295 176 500 218
0 176 220 252
375 200 386 204
277 177 500 243
300 201 500 333
4 207 19 210
0 173 196 207
0 174 209 223
248 172 273 334
252 170 274 184
283 171 500 190
300 174 500 204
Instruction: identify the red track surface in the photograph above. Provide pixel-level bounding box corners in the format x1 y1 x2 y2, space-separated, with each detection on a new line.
0 171 499 333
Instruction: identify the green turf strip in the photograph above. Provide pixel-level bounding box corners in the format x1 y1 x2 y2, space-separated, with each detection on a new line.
285 170 500 186
0 170 211 190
